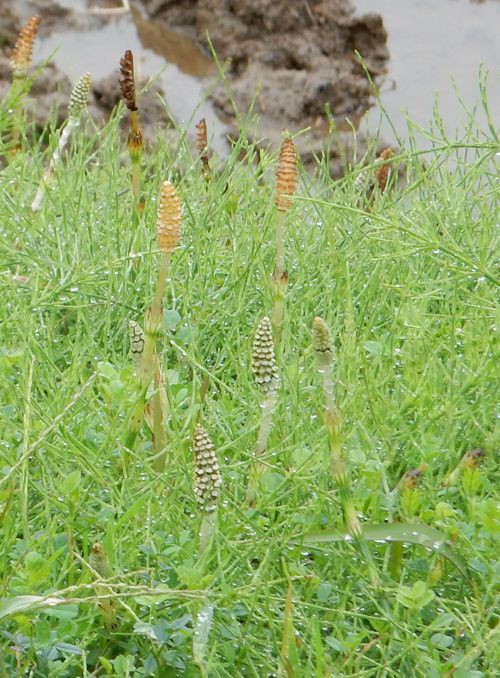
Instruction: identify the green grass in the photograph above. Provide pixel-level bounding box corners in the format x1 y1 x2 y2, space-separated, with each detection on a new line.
0 82 498 677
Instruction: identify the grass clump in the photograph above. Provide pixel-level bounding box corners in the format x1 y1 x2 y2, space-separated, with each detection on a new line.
0 65 498 676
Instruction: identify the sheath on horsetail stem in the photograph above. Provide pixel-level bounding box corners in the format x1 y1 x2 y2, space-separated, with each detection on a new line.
272 133 298 342
31 72 91 211
194 424 222 555
246 317 279 506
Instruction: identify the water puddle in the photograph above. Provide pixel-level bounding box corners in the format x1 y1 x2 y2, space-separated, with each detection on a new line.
36 3 228 154
355 0 500 143
33 0 499 157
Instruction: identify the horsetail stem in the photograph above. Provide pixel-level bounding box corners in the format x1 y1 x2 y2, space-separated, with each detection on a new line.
8 16 41 156
120 50 143 213
272 133 297 344
89 542 112 578
312 317 380 585
196 118 211 180
442 447 485 487
89 543 117 630
32 72 91 212
124 181 181 462
194 424 222 555
388 465 427 580
246 317 279 506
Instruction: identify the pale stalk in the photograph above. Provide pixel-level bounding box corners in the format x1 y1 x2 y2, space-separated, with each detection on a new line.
271 210 287 344
8 74 26 156
245 391 277 506
193 600 214 676
199 510 217 557
129 110 142 212
314 318 380 587
152 360 168 473
124 253 171 460
31 117 79 211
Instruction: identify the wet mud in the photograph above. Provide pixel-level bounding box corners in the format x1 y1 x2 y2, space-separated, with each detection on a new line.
141 0 389 170
1 0 390 172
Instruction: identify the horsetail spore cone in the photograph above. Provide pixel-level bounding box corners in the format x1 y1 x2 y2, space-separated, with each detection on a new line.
275 134 298 214
10 16 41 74
194 424 221 555
129 320 145 369
119 50 137 111
119 50 143 212
68 72 92 120
193 424 222 513
374 147 395 193
157 180 181 253
252 316 279 395
8 16 41 156
32 72 91 211
312 316 334 369
246 317 279 506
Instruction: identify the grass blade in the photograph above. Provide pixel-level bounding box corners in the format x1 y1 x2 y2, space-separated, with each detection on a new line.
297 522 469 578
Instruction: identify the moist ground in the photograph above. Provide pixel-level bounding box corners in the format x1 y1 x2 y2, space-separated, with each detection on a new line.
0 0 389 173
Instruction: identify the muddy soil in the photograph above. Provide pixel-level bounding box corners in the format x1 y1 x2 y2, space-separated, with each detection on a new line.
1 0 389 173
142 0 389 170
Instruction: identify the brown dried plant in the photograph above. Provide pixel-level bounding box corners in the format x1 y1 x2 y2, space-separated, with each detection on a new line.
195 118 211 179
119 50 143 215
374 147 395 193
119 50 137 112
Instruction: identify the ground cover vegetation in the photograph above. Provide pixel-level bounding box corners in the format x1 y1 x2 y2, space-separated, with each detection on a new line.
0 17 498 678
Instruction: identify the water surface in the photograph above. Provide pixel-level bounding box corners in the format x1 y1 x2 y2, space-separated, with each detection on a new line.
355 0 500 143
